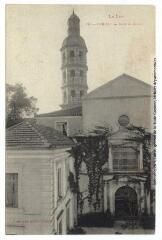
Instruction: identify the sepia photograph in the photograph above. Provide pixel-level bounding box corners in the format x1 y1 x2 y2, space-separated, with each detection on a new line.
5 4 155 235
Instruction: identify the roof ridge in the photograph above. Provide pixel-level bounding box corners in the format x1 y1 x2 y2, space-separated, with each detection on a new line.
85 73 152 99
122 73 153 88
37 105 82 117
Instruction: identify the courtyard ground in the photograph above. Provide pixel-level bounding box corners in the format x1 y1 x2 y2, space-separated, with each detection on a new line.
82 221 154 235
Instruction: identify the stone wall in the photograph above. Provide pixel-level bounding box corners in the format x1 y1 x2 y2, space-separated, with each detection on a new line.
5 148 75 234
83 96 153 132
36 116 83 136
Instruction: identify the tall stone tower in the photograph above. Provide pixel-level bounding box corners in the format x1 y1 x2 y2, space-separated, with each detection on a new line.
60 11 88 110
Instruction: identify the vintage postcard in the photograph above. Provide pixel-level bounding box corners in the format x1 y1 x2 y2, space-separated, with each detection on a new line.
5 4 155 235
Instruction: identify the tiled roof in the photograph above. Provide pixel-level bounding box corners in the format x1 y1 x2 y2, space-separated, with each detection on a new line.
6 120 74 149
37 106 82 117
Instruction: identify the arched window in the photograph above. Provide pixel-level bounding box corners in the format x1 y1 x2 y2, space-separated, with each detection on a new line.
80 90 84 97
64 91 67 102
70 50 75 58
70 70 75 77
80 70 83 77
62 52 66 63
79 51 82 60
71 90 76 97
63 71 66 83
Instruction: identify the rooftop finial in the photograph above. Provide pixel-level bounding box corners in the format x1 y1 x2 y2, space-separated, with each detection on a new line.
72 9 75 15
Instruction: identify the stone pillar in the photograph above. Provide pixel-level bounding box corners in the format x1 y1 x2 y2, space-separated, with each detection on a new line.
140 182 145 211
109 182 114 215
70 195 74 228
108 145 113 171
146 191 151 215
139 143 143 171
63 161 66 196
54 162 57 208
63 209 67 234
104 181 108 212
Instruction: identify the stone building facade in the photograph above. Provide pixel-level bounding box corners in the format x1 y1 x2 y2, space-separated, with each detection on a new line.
35 12 154 220
5 10 155 236
6 121 76 234
78 75 154 217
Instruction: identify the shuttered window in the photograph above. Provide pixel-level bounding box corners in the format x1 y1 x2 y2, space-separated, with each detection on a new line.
6 173 18 208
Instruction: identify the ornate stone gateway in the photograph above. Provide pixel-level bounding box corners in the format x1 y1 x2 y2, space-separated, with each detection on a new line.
115 186 138 219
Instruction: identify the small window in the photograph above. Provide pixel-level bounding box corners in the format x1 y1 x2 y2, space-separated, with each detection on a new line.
71 90 76 97
70 50 75 58
64 91 67 102
80 70 83 77
80 90 84 97
62 52 66 63
6 173 18 208
63 71 66 80
70 70 75 77
79 51 82 59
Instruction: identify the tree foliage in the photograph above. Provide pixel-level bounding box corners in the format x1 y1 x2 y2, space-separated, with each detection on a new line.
6 83 39 127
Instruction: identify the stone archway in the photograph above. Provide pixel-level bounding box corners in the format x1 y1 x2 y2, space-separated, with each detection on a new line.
115 186 138 219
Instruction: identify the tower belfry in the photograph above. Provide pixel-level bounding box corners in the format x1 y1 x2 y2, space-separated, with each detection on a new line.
60 11 88 110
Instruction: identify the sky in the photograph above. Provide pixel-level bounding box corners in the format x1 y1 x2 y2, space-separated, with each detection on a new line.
6 5 155 114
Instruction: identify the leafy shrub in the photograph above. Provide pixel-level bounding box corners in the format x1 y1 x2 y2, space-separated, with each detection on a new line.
67 226 86 234
78 210 114 227
140 214 155 229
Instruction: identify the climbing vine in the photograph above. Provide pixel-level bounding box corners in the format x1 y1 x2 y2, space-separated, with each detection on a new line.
126 124 153 192
68 124 153 216
68 126 111 212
